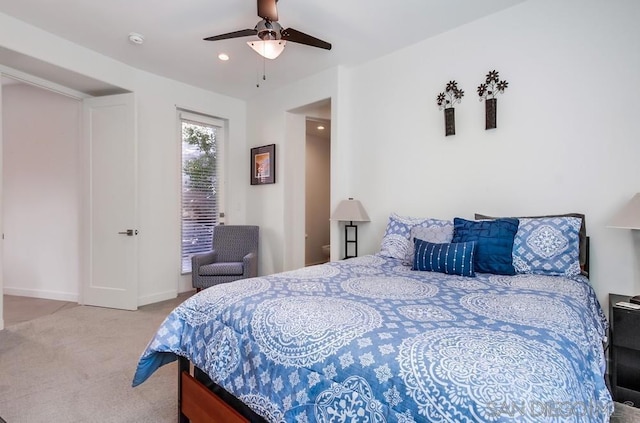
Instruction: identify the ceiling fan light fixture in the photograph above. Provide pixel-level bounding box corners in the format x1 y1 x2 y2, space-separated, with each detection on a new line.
247 40 286 60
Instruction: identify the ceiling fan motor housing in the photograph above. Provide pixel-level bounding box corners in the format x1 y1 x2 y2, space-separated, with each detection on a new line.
256 19 282 40
203 0 331 51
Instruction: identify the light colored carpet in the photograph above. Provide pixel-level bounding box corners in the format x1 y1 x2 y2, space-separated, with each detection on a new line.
3 295 78 327
0 296 188 423
1 294 640 423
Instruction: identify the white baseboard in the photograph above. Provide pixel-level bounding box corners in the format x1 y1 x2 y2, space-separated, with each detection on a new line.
3 287 78 302
138 289 178 307
3 286 188 308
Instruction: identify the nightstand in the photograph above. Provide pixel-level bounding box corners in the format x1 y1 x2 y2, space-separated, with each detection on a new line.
610 293 640 406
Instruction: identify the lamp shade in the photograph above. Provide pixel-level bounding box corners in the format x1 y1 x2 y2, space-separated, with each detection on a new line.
331 198 370 222
247 40 286 59
608 193 640 229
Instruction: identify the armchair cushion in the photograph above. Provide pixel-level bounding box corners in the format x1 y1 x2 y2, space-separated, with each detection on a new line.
199 262 244 276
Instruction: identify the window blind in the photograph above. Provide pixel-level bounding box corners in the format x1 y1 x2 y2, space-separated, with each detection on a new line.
180 112 224 273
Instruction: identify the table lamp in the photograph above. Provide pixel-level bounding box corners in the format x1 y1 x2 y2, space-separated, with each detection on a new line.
609 193 640 230
330 198 370 259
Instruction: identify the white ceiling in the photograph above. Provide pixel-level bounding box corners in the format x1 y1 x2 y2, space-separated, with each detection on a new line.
0 0 524 99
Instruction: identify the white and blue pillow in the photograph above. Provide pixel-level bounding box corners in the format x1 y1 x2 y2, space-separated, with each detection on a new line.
379 213 452 261
413 239 476 277
512 217 582 276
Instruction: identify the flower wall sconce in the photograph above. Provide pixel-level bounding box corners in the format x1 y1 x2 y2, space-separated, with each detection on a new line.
436 81 465 136
477 70 509 130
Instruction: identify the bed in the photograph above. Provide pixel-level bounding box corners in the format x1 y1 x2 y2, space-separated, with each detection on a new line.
133 213 614 422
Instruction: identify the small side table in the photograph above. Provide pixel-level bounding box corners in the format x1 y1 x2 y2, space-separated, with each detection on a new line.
609 293 640 407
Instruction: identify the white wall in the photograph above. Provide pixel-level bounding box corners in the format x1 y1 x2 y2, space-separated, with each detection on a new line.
344 0 640 309
0 11 247 306
246 67 349 275
133 74 246 303
2 83 80 300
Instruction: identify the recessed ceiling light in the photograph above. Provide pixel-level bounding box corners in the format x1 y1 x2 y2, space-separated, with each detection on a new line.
317 125 325 130
218 53 230 61
128 32 144 45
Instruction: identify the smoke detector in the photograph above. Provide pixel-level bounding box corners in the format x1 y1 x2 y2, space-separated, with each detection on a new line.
128 32 145 45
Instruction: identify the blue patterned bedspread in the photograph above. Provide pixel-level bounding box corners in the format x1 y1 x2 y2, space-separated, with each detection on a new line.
133 255 613 422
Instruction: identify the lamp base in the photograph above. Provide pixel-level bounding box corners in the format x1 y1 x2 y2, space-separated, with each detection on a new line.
343 222 358 259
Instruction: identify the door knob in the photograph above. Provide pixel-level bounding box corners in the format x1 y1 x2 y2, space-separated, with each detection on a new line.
118 229 138 236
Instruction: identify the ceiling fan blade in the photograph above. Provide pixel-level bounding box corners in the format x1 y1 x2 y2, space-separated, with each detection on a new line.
281 28 332 50
204 29 257 41
257 0 278 22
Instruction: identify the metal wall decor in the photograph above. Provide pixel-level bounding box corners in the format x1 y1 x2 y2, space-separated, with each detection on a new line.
477 70 509 130
437 81 465 136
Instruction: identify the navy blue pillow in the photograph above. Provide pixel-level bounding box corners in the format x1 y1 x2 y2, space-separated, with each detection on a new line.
413 238 476 277
452 217 519 275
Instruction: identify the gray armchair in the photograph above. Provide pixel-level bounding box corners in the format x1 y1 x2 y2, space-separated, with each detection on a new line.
191 225 259 291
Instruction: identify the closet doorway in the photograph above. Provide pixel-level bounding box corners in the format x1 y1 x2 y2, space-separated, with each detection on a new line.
1 76 82 305
1 70 136 328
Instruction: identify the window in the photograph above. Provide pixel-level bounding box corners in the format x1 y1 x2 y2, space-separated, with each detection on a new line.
180 111 224 273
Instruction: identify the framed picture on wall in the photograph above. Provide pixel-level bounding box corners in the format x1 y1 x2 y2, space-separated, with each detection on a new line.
250 144 276 185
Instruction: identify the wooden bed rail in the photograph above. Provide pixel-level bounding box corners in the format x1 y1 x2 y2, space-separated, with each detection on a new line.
178 356 250 423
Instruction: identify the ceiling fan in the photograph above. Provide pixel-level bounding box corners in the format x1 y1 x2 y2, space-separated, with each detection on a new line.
203 0 332 58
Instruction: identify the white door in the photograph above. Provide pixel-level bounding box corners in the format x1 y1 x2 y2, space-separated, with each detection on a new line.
82 93 138 310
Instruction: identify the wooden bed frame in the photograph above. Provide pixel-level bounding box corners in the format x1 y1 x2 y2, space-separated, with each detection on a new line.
178 356 266 423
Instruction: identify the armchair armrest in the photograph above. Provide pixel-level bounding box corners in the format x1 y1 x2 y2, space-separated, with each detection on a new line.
191 250 218 273
243 252 258 278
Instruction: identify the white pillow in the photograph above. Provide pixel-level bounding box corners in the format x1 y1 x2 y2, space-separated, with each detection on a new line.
405 224 454 265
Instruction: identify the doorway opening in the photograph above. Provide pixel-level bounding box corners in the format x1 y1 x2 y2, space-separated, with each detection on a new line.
1 76 82 325
305 117 331 266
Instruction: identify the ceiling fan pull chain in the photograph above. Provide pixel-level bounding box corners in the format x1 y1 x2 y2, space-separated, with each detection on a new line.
256 54 261 87
263 55 267 81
